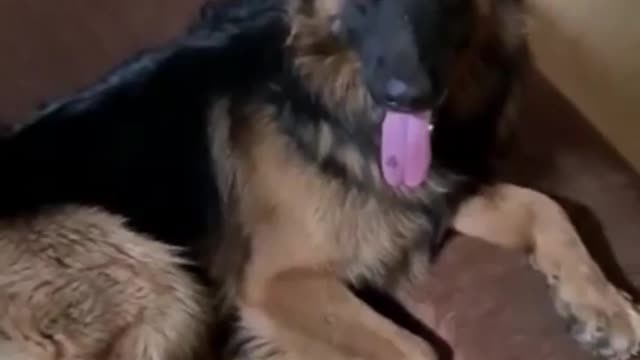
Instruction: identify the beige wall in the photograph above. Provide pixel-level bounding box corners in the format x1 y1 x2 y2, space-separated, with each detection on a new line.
527 0 640 170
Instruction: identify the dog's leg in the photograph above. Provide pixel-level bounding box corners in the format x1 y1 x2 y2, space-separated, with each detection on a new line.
452 183 640 359
237 269 437 360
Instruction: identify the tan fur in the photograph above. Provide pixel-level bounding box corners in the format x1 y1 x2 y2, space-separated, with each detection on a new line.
0 207 211 360
232 108 430 288
286 0 374 121
238 270 436 360
223 108 437 359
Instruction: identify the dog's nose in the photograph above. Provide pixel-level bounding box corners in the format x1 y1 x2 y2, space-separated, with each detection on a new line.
384 77 434 110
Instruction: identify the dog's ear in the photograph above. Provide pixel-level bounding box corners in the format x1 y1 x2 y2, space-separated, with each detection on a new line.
445 0 527 120
474 0 527 52
434 0 528 163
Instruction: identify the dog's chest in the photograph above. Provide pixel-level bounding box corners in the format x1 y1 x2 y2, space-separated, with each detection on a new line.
232 119 434 283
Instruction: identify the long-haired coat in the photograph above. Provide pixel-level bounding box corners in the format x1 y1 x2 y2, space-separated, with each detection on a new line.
0 0 639 359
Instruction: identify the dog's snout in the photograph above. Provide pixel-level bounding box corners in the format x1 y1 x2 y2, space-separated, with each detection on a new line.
383 77 435 110
385 78 410 102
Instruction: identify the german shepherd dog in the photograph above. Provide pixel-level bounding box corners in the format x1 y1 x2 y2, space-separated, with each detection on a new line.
1 0 639 359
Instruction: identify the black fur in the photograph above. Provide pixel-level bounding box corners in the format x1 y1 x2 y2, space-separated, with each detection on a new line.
0 0 288 256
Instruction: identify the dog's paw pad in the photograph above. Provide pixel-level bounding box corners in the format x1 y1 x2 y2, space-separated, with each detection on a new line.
555 287 640 360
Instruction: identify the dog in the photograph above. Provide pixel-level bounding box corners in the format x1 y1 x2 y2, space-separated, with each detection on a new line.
1 0 639 359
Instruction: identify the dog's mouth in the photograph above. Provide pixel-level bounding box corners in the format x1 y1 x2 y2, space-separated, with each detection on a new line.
380 110 433 189
377 92 445 190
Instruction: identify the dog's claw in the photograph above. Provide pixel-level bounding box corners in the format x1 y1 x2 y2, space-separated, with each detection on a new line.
553 284 640 360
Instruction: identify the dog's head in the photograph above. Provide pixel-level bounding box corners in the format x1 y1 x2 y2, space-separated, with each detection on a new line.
287 0 526 189
288 0 525 119
333 0 472 112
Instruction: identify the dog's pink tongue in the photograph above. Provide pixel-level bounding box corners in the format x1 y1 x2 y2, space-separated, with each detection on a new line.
381 111 432 188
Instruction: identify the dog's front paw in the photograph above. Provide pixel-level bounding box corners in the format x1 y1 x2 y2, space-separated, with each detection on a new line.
553 282 640 360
